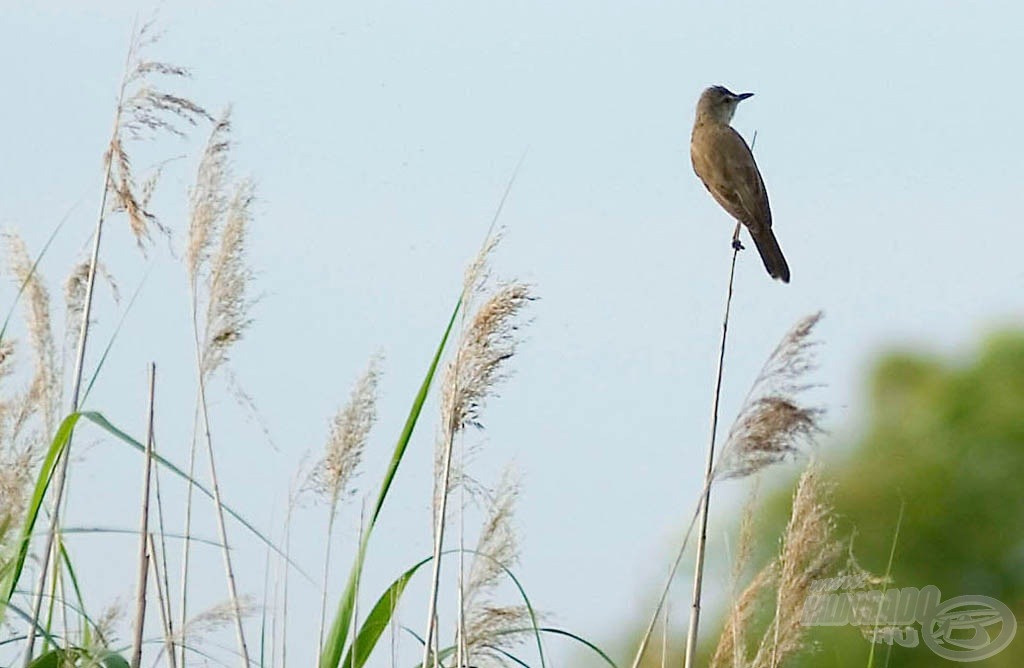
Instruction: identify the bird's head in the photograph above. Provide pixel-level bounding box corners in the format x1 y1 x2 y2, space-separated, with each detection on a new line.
696 85 754 124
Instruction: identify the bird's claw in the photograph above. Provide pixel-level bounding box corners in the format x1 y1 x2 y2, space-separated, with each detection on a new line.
731 238 745 251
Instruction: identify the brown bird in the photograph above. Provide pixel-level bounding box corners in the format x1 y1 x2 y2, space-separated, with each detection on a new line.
691 85 790 283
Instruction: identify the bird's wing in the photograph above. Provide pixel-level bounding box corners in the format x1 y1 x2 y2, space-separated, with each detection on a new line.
691 126 772 230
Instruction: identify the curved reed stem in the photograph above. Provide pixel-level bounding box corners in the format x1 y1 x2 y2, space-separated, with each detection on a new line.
683 245 739 667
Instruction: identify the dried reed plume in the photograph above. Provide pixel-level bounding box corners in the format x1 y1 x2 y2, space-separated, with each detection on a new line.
92 598 127 650
710 462 844 668
711 486 771 668
186 114 231 289
755 463 843 668
460 467 534 667
432 278 534 523
108 20 211 247
309 356 381 651
64 259 120 348
175 596 257 646
423 233 534 668
201 177 255 377
0 449 32 545
439 281 533 436
715 312 824 481
178 109 257 379
640 313 825 668
710 563 778 668
179 108 256 666
308 356 381 505
3 232 60 436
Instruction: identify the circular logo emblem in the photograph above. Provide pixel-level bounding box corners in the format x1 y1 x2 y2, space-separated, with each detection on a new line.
922 595 1017 662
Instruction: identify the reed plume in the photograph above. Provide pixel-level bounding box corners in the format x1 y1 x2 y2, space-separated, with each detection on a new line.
715 312 824 481
710 461 845 668
179 108 256 666
309 356 382 651
638 312 825 668
460 467 534 667
423 230 535 668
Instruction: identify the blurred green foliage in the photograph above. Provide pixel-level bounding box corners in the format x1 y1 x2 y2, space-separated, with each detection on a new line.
732 330 1024 667
626 331 1024 668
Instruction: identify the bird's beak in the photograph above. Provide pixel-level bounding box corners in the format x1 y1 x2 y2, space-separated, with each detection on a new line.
736 92 754 101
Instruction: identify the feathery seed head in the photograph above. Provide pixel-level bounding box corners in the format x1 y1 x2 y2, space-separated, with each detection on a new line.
462 468 533 666
3 232 59 432
107 20 211 248
202 174 255 378
441 282 534 435
308 356 382 506
716 312 824 481
187 113 232 284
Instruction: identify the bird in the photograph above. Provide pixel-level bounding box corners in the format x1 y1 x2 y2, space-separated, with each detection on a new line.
690 85 790 283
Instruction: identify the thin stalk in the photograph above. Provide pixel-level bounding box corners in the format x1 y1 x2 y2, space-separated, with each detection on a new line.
349 501 367 668
422 426 457 668
21 42 127 664
455 439 466 668
630 489 702 668
258 528 272 668
177 401 201 668
281 495 296 668
866 501 904 668
317 504 339 666
270 512 282 668
150 424 177 666
149 533 179 668
190 318 250 665
661 600 670 668
683 246 739 668
130 364 157 668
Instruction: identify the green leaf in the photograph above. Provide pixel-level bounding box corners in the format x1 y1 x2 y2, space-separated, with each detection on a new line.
94 650 131 668
0 412 81 614
320 298 461 668
27 649 65 668
78 411 309 581
341 556 432 668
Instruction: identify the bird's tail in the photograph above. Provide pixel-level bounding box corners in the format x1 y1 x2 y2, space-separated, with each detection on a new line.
750 226 791 283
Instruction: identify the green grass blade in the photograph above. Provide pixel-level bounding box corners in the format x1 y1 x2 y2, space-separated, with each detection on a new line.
2 600 63 650
320 298 461 668
866 500 905 668
0 413 81 614
484 647 531 667
371 298 461 526
78 411 310 581
80 268 151 404
341 556 432 668
0 408 309 624
536 628 619 668
94 650 131 668
342 547 546 668
58 539 91 644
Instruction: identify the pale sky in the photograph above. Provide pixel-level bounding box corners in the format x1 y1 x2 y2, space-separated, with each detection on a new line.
2 2 1023 666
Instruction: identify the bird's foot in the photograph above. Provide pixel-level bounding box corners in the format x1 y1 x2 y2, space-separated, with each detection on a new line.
730 222 744 251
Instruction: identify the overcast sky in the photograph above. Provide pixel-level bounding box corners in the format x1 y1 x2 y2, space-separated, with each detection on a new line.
2 2 1023 666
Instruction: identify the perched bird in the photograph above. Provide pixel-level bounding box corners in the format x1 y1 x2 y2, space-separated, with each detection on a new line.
690 85 790 283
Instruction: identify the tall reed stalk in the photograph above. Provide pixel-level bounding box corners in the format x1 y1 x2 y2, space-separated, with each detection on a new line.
683 246 740 667
181 112 256 665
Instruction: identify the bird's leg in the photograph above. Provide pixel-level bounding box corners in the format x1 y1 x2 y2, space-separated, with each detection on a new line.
731 222 745 251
